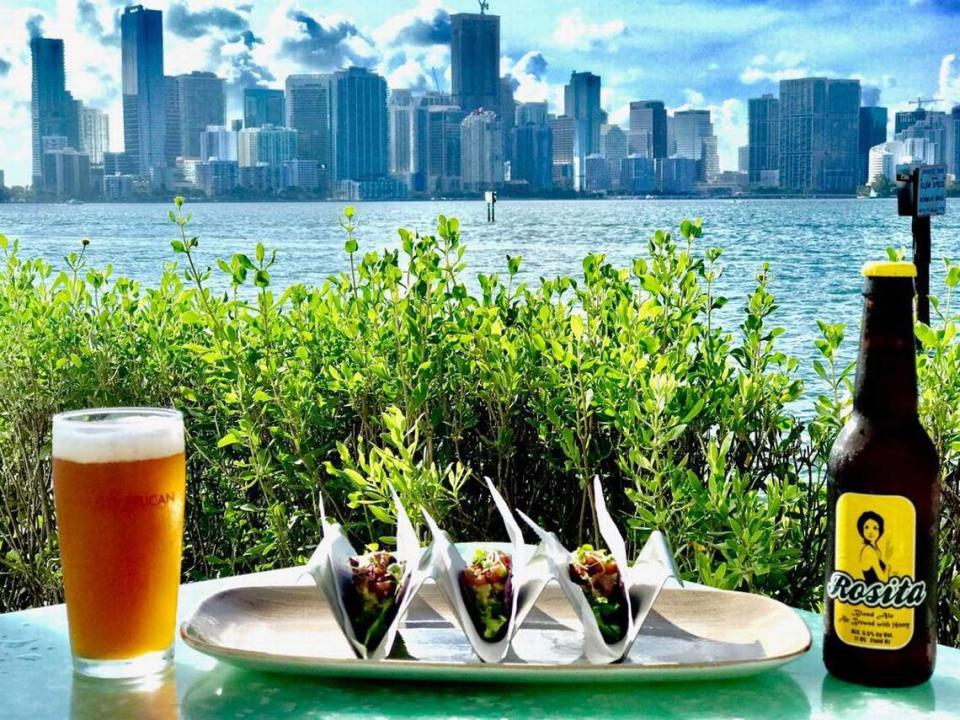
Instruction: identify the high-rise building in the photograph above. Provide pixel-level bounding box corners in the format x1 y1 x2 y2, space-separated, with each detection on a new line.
285 74 333 191
388 89 414 176
738 145 749 173
748 94 779 186
332 67 388 182
550 116 576 166
499 77 516 163
450 11 499 114
858 106 887 185
121 5 165 176
461 110 503 191
868 141 905 184
516 101 548 127
600 124 627 189
778 77 860 194
30 37 76 186
426 106 466 193
511 121 552 190
701 135 720 182
672 110 712 160
657 157 698 194
244 88 285 129
895 111 948 166
629 101 667 158
176 72 226 159
42 147 90 198
620 155 656 193
583 154 611 192
79 107 110 165
163 76 182 163
197 159 238 197
237 125 298 167
564 71 602 157
200 125 238 161
409 94 454 193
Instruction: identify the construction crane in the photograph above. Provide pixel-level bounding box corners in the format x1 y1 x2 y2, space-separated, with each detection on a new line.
478 0 490 14
908 96 944 110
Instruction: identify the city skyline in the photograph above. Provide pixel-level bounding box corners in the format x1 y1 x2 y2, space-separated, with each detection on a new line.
1 0 960 186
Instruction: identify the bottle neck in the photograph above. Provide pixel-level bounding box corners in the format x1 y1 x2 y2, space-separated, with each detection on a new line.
852 278 918 422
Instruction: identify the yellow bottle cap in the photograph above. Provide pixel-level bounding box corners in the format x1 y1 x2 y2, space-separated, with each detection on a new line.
861 261 917 278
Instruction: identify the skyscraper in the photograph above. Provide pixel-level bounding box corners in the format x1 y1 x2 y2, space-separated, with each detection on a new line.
748 94 779 186
244 88 285 129
163 76 181 164
511 120 552 190
858 106 887 185
426 106 466 193
332 67 388 182
388 89 414 176
200 125 238 161
450 11 500 114
778 78 860 194
30 37 75 186
564 72 602 156
629 101 667 158
600 124 627 189
122 5 165 177
80 107 110 165
286 74 333 190
176 72 226 158
237 124 298 167
672 110 712 160
461 110 503 191
895 112 948 165
516 102 548 127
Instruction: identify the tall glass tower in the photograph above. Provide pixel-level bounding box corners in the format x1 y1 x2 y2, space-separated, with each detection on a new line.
629 101 667 159
121 5 165 176
244 88 285 129
285 75 333 191
748 94 779 185
564 72 602 156
331 67 388 182
779 77 860 194
31 37 74 186
451 11 500 115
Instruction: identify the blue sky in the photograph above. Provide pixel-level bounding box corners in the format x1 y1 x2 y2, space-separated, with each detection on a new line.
1 0 959 186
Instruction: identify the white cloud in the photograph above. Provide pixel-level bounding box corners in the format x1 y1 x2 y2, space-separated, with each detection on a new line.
938 54 960 105
552 9 627 50
502 51 553 105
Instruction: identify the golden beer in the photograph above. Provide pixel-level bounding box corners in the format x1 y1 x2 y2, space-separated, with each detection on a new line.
52 408 185 678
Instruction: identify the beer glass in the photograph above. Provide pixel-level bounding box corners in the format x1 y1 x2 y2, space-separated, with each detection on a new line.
52 408 185 679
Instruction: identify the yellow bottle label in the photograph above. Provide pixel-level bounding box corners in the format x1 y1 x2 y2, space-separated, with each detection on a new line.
827 492 926 650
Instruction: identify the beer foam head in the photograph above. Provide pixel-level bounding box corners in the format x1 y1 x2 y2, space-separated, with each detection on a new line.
53 409 184 464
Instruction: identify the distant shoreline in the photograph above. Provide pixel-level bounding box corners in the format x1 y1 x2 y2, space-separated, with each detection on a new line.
0 195 909 206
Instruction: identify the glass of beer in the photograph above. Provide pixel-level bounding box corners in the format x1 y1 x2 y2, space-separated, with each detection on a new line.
52 408 185 679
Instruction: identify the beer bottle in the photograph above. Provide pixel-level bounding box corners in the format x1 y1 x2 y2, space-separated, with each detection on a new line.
823 261 939 687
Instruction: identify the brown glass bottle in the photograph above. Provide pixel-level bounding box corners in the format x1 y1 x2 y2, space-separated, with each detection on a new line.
823 261 939 687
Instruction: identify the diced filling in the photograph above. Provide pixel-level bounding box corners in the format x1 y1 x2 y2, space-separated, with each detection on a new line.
348 550 405 650
461 548 512 641
569 544 627 644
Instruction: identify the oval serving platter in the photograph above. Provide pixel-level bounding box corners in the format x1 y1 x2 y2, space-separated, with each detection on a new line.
181 582 811 684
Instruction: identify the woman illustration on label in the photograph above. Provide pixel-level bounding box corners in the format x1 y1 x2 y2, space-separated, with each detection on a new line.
857 511 889 583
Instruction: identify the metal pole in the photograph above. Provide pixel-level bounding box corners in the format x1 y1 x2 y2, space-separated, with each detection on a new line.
913 214 931 326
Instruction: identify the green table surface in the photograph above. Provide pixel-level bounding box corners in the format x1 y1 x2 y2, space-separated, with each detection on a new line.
2 568 959 719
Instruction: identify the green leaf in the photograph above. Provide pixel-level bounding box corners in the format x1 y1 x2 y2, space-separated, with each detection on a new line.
171 240 185 254
570 313 585 340
217 433 240 448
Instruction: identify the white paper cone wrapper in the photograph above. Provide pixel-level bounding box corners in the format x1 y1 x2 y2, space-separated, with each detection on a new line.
305 490 430 660
421 478 549 663
517 477 679 664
